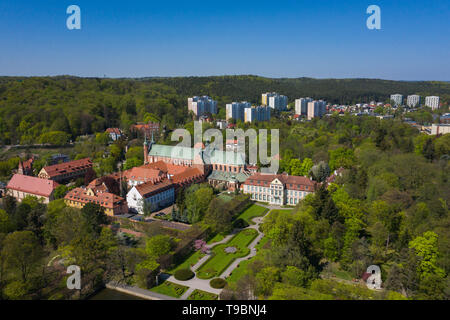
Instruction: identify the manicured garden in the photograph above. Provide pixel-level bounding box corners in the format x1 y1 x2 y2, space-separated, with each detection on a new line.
150 281 189 298
196 228 258 279
167 250 204 274
187 289 218 300
235 204 267 225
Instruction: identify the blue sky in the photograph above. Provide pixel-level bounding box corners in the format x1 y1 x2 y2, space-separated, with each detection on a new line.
0 0 449 80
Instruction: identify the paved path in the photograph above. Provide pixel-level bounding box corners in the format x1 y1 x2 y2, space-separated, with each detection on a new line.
106 282 178 300
108 204 278 300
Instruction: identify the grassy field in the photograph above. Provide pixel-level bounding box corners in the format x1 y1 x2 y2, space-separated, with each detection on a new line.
196 229 258 279
150 281 188 298
236 204 267 225
187 289 218 300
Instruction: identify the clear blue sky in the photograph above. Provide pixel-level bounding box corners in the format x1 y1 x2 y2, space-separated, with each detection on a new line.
0 0 449 80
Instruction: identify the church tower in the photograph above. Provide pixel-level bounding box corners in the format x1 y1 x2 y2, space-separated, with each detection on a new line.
143 133 149 164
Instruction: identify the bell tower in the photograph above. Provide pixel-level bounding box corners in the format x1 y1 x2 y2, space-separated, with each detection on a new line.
143 133 149 164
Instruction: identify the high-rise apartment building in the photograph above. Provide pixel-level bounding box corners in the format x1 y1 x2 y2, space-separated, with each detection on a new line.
406 95 421 107
307 100 327 120
244 106 271 123
188 96 218 117
295 97 313 115
425 96 440 110
226 101 251 122
262 92 288 110
390 94 404 106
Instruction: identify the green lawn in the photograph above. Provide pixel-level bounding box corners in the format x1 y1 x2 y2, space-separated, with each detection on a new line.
218 193 234 202
236 204 267 225
207 233 225 244
150 281 188 298
187 289 218 300
196 229 258 279
167 251 204 274
225 259 251 284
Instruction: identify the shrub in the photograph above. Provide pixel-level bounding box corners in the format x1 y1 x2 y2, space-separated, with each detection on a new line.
210 278 227 289
175 268 195 281
233 218 249 229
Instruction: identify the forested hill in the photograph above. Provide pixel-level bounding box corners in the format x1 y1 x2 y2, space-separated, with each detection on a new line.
146 75 450 105
0 75 449 145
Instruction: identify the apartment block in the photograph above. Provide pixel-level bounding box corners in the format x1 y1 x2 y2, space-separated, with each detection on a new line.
425 96 440 110
188 96 218 117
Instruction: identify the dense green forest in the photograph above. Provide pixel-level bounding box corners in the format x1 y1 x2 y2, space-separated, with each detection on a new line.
0 76 449 145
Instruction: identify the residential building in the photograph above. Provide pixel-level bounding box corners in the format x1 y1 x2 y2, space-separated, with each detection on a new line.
50 154 69 165
226 101 250 122
127 180 175 214
38 158 93 183
295 97 313 115
64 187 128 216
307 100 326 120
244 105 271 123
262 93 288 111
425 96 440 110
130 122 160 138
216 120 228 130
242 172 316 206
431 124 450 135
407 95 421 108
188 96 218 117
390 94 404 106
106 128 123 141
6 174 59 204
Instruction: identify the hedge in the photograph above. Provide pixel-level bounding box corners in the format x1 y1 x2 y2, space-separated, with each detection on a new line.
174 268 195 281
210 278 227 289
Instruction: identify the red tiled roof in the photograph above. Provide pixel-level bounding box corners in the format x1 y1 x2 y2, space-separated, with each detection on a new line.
171 167 204 185
142 161 187 176
7 174 59 197
135 180 174 198
244 172 315 191
64 187 125 209
124 166 165 183
106 128 122 135
42 158 92 178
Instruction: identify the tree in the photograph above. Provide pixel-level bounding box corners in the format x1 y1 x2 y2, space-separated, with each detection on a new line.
255 266 280 297
81 203 108 235
53 185 69 199
409 231 445 279
328 148 356 171
310 161 330 182
203 198 233 234
145 235 174 260
2 231 44 282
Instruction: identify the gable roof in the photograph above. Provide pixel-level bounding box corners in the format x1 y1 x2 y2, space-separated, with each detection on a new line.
64 187 125 209
41 158 92 178
134 180 174 198
7 174 59 197
124 166 164 183
244 172 315 191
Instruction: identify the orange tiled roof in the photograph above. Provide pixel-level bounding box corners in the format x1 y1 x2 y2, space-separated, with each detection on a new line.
64 187 125 209
123 166 165 183
171 167 203 185
7 174 59 197
135 180 174 198
106 128 122 135
42 158 92 178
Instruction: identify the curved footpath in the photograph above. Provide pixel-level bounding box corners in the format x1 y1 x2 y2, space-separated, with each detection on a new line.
107 204 292 300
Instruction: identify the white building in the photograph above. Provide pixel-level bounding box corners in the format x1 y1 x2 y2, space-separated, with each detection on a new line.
431 124 450 135
307 100 326 120
425 96 440 110
295 97 313 115
262 92 288 111
226 101 251 122
126 180 175 214
407 95 421 108
188 96 218 117
244 106 271 123
242 172 315 206
390 94 404 106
